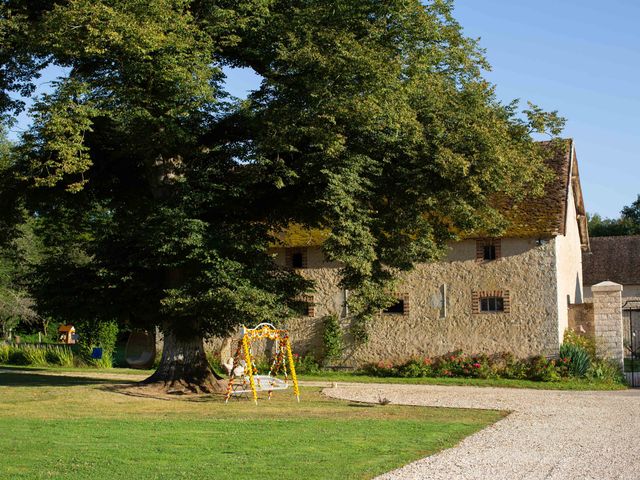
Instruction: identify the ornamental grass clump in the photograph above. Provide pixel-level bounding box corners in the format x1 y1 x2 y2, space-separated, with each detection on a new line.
44 345 75 367
0 344 78 367
0 343 9 364
22 345 48 366
559 343 591 377
7 346 29 365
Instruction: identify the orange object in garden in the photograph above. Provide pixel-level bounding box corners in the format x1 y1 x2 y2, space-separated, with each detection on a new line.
58 325 76 344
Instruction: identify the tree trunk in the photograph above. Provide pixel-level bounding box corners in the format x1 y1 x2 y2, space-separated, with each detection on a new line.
142 330 228 394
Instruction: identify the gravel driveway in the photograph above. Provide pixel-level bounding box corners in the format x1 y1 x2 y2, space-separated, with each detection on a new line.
323 383 640 480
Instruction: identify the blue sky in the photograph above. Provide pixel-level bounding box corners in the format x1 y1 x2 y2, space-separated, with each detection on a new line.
452 1 640 218
10 1 639 217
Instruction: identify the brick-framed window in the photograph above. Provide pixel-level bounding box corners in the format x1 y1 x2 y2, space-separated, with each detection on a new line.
476 239 501 262
300 294 316 317
383 293 410 315
285 247 308 269
472 290 511 314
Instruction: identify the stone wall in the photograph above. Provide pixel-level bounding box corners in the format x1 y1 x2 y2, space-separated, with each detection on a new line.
568 303 595 337
591 281 624 367
270 238 562 366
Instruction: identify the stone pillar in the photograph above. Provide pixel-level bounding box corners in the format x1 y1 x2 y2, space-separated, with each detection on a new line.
591 281 624 367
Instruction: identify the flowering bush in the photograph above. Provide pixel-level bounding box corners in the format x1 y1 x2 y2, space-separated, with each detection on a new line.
434 351 491 379
527 355 561 382
495 353 528 380
362 351 584 382
563 329 596 358
397 358 433 378
363 360 398 377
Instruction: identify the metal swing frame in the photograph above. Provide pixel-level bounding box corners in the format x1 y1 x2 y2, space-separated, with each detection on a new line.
224 323 300 404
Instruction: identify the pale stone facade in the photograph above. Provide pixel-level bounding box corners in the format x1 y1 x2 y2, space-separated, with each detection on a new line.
209 140 590 366
265 142 591 366
555 179 585 336
272 232 584 365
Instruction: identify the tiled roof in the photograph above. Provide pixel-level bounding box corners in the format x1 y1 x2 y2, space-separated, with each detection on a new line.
495 140 571 238
583 236 640 286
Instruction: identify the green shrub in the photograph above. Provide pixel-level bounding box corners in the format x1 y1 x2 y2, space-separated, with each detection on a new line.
363 361 397 377
495 353 528 380
587 359 625 384
293 355 321 375
397 358 433 378
322 315 343 363
527 356 560 382
559 343 591 377
75 319 119 365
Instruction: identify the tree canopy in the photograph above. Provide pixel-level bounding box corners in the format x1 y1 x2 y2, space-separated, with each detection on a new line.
588 195 640 237
1 0 564 390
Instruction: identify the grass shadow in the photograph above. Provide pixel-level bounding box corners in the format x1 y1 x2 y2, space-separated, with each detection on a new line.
0 371 132 387
98 383 230 403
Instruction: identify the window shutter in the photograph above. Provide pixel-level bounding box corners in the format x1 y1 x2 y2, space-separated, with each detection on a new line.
472 290 480 314
503 290 511 314
402 293 410 315
301 295 315 317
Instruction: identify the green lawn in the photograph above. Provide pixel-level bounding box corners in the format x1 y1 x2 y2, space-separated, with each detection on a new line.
0 364 626 390
298 371 627 391
0 371 503 480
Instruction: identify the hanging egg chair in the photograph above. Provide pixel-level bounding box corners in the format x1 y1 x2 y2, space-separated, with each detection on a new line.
125 330 156 369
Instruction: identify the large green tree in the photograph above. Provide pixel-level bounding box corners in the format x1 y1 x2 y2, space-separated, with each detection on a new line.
2 0 563 392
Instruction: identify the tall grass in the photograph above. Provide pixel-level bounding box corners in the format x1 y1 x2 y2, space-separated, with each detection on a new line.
22 345 49 366
45 345 75 367
0 344 76 368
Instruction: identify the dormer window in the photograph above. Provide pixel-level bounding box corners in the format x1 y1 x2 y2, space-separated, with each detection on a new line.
291 252 304 268
285 248 308 269
476 239 501 262
483 244 496 261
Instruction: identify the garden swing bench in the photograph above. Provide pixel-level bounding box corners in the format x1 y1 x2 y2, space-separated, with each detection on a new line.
224 323 300 404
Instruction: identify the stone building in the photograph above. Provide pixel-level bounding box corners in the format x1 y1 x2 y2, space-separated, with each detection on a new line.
583 235 640 302
271 140 590 365
583 235 640 356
